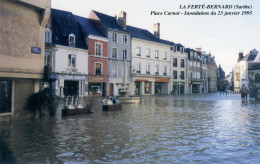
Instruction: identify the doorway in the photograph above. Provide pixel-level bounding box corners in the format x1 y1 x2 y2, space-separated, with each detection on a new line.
0 80 12 113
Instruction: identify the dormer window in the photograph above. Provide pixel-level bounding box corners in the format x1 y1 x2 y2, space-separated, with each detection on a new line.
69 34 75 46
45 28 52 44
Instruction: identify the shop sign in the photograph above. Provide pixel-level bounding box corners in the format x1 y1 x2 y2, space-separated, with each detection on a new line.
92 76 105 81
59 75 87 80
173 82 185 85
135 79 148 82
155 78 170 82
192 82 201 84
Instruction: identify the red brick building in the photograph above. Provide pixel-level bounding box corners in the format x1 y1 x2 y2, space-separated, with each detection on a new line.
75 16 109 96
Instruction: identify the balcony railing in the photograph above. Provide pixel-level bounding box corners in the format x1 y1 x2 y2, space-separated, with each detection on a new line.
146 72 150 75
136 70 141 73
163 73 167 76
155 72 159 75
190 78 202 82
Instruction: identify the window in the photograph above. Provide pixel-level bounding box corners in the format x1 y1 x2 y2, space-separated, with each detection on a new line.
45 28 52 44
181 71 185 79
136 47 141 56
123 34 128 44
146 48 150 58
0 80 12 113
155 65 159 75
95 63 102 75
163 65 167 75
112 66 118 77
197 62 200 67
45 51 51 66
136 63 141 73
123 49 128 60
68 54 76 72
146 64 150 74
181 59 185 68
173 46 177 52
95 42 102 56
155 50 159 59
163 51 167 60
112 32 117 42
173 70 177 79
173 58 177 67
69 34 75 46
112 48 117 58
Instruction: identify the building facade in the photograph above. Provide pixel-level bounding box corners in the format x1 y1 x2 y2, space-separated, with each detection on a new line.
170 44 187 94
75 16 109 96
89 10 131 96
127 24 171 95
47 9 88 97
0 0 50 121
185 49 202 93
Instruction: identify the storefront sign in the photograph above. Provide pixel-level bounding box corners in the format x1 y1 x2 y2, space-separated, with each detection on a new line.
31 47 41 54
155 78 170 82
192 82 201 84
58 74 87 80
92 76 105 81
135 79 148 82
173 82 185 85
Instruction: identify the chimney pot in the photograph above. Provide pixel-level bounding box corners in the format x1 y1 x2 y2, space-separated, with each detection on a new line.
118 11 127 29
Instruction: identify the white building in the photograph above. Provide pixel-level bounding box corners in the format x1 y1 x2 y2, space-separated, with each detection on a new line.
46 9 88 96
127 23 172 95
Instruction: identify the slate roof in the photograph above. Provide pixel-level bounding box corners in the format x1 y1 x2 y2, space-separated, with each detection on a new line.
74 15 105 38
248 63 260 70
126 25 172 46
51 9 87 49
241 50 258 62
92 10 127 32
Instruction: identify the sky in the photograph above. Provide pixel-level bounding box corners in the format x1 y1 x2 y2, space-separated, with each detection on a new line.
51 0 260 74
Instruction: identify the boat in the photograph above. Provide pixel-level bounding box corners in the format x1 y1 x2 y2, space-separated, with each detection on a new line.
102 97 122 111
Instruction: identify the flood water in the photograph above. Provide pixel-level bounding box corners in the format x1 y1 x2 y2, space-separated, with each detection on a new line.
1 93 260 163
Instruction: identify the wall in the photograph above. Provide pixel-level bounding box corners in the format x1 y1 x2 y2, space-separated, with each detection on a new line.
54 45 88 74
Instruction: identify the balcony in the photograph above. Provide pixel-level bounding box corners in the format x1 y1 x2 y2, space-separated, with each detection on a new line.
163 58 167 60
155 56 159 59
136 70 141 74
136 54 141 57
163 73 167 76
190 78 202 82
146 55 150 58
146 72 150 75
155 72 159 75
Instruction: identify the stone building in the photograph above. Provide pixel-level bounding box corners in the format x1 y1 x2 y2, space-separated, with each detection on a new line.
46 9 88 97
233 52 243 92
185 48 202 93
170 43 187 95
89 10 131 96
206 54 217 92
0 0 50 121
239 49 258 88
127 23 172 95
217 64 226 91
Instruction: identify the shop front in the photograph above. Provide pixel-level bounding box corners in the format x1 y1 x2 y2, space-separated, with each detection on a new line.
52 74 88 96
88 76 108 96
192 81 201 93
155 78 170 94
172 81 185 95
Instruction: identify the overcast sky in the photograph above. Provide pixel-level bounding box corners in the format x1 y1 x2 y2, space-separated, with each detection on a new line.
52 0 260 74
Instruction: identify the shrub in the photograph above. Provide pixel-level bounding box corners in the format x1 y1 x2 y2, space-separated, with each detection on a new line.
27 89 60 117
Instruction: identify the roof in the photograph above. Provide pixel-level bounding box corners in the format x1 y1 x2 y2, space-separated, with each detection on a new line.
126 25 172 46
248 63 260 70
74 15 105 38
241 49 258 62
92 10 127 32
51 9 87 49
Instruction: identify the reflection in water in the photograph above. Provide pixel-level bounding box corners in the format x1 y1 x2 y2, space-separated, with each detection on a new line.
0 93 260 163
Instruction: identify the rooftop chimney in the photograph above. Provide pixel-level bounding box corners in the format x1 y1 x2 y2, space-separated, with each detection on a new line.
118 11 126 29
238 52 243 62
154 23 160 39
196 48 202 52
